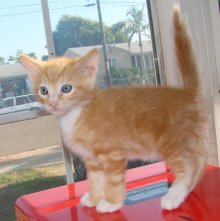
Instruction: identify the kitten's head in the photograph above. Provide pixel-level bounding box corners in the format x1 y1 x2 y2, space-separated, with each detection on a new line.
20 49 99 115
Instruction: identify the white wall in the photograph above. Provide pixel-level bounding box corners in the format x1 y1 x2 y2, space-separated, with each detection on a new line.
151 0 220 165
208 0 220 166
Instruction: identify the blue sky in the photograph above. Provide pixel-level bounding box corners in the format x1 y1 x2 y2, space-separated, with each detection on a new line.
0 0 147 60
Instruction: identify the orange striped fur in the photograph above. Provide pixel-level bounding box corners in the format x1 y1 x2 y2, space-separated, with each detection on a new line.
20 4 206 213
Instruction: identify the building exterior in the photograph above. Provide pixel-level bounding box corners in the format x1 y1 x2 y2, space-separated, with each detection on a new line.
64 41 156 86
0 41 155 100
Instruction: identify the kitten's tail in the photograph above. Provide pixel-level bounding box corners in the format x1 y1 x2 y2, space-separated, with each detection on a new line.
173 4 199 99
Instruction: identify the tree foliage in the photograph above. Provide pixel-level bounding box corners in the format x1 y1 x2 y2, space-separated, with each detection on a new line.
125 6 149 75
41 55 48 61
109 6 150 76
112 6 149 47
14 50 37 63
125 6 150 46
0 56 5 65
53 15 128 56
8 56 15 63
0 50 37 64
27 52 37 59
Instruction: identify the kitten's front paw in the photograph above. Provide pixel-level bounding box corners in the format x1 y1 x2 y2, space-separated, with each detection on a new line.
80 193 96 208
161 193 185 210
96 199 122 213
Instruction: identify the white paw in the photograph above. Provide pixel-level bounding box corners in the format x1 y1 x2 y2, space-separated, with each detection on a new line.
96 199 122 213
161 193 185 210
80 193 96 207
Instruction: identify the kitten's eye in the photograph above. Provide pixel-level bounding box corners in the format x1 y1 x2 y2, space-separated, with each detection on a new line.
61 84 73 94
40 86 48 95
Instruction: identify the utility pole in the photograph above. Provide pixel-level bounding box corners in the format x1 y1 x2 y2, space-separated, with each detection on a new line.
41 0 75 184
96 0 111 86
41 0 56 59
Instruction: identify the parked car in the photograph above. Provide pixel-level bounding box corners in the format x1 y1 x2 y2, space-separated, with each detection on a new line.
0 94 44 124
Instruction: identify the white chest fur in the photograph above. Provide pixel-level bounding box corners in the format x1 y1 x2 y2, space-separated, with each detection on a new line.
58 107 92 159
59 106 82 144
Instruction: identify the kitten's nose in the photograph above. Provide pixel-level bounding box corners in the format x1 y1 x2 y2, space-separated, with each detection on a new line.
49 99 58 108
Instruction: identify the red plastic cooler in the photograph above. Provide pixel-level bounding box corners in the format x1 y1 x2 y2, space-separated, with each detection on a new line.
15 162 220 221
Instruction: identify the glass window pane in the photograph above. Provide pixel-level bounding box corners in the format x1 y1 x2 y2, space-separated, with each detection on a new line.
15 96 29 105
131 55 136 67
1 98 14 108
49 1 158 88
0 2 160 212
47 0 160 178
136 55 142 71
27 94 37 102
108 58 117 68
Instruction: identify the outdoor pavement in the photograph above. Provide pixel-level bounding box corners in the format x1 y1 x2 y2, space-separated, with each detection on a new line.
0 145 64 174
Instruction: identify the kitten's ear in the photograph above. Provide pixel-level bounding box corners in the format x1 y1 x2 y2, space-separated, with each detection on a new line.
75 49 99 77
19 54 42 82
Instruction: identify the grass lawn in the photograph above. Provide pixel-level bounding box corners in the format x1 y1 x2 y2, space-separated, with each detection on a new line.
0 164 67 221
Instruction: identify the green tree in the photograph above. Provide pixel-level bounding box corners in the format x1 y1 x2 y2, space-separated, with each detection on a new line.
125 6 150 44
0 56 5 64
15 49 24 63
53 15 128 55
109 22 128 44
126 6 149 75
27 52 37 59
8 56 15 63
14 50 37 63
113 6 149 75
41 55 48 61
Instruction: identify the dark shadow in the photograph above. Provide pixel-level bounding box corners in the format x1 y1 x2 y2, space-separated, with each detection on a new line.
0 175 66 221
72 154 151 182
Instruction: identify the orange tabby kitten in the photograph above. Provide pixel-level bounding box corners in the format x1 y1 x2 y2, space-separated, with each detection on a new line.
20 5 206 213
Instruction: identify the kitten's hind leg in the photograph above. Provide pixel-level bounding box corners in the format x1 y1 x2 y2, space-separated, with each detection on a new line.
81 159 105 207
161 147 206 210
96 151 127 213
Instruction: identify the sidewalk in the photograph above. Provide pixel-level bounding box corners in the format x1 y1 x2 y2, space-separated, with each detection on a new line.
0 145 64 174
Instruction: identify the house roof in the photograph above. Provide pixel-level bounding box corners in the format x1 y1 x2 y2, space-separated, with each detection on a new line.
0 63 26 79
64 41 153 57
65 45 103 57
112 41 153 54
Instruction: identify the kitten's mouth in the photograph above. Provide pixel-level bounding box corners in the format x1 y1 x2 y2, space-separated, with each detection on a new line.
47 106 63 115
